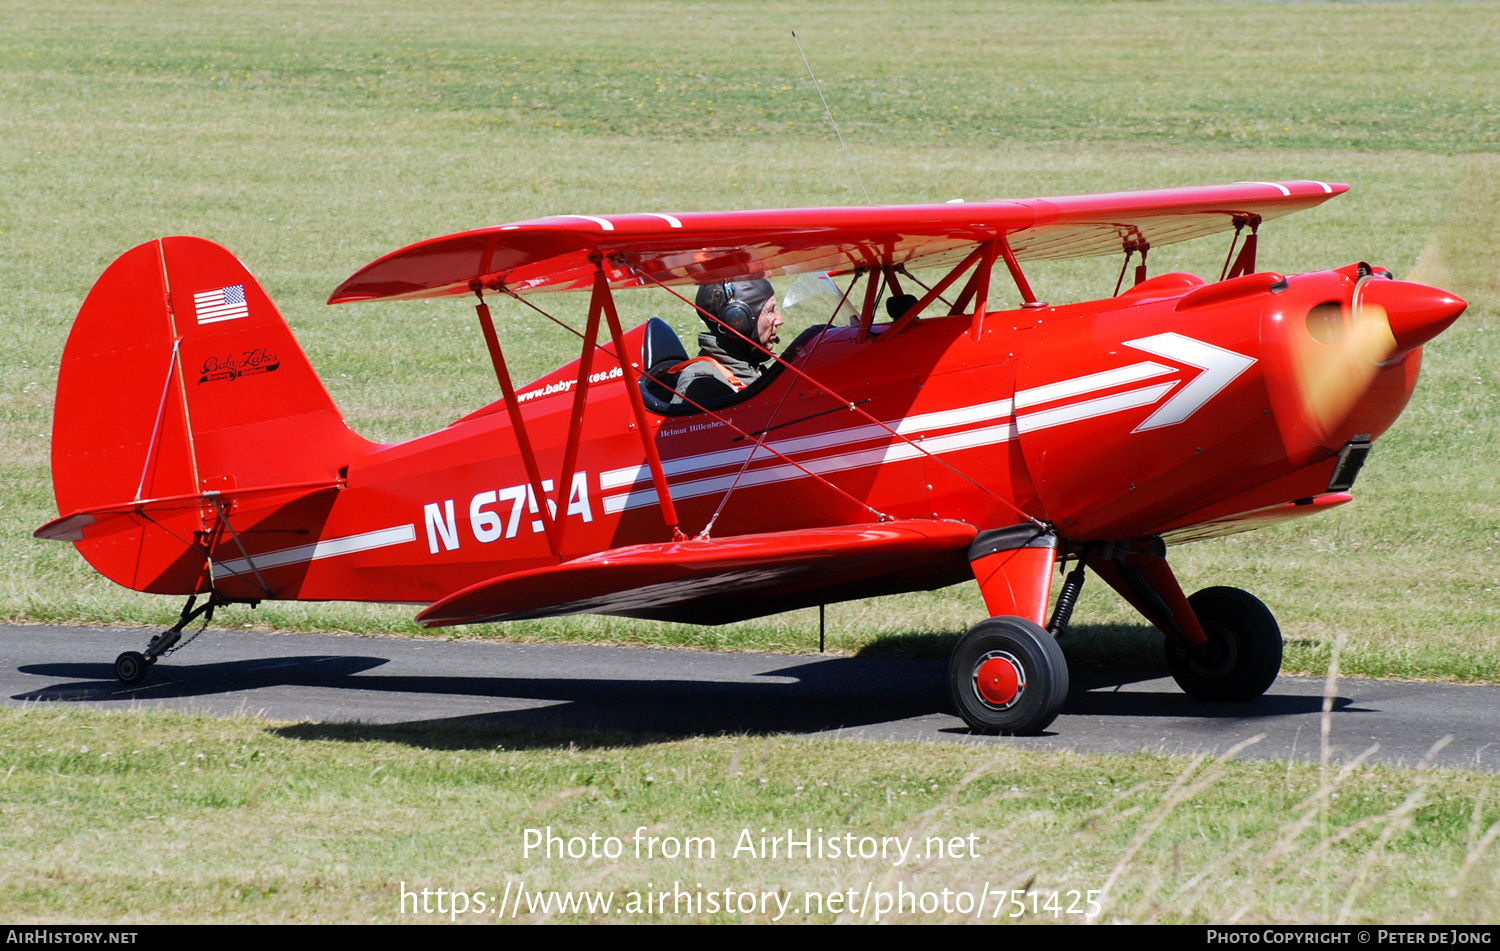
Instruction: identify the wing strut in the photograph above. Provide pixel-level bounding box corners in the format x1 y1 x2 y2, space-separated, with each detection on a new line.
855 266 882 343
881 244 987 338
476 269 688 554
879 236 1035 338
1113 241 1151 296
1222 215 1262 280
942 237 1036 317
590 260 685 542
472 291 560 556
549 274 606 555
998 236 1040 307
970 241 1000 340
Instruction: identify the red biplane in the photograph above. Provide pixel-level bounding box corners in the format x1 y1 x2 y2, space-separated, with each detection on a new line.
37 181 1466 734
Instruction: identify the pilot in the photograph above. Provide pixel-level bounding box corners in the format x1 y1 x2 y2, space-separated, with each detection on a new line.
671 279 785 405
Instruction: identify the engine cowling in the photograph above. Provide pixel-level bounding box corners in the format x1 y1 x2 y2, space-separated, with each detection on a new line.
1012 267 1464 541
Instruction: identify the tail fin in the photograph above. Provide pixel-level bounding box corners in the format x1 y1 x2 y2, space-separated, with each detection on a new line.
49 237 372 594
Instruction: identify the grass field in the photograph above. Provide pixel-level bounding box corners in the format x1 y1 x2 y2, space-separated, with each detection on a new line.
1 0 1498 923
1 706 1496 924
2 0 1497 683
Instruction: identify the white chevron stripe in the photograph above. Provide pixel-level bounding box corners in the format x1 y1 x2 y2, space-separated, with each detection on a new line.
598 332 1250 513
1125 333 1257 432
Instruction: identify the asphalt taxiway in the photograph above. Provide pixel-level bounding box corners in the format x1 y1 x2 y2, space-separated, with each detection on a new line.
2 625 1494 771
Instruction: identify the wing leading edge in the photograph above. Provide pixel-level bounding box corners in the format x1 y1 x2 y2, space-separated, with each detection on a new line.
330 180 1345 303
416 518 979 627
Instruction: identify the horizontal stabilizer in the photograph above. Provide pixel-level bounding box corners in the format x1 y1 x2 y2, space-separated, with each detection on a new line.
35 479 344 543
417 518 979 627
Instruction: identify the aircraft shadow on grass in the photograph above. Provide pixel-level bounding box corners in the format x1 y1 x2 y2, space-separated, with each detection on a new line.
15 647 1359 749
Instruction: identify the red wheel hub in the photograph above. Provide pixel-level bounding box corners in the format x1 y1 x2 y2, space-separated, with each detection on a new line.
974 651 1025 709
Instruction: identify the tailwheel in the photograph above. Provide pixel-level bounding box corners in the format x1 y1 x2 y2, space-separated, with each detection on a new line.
1166 586 1283 702
114 651 150 685
110 592 256 684
949 616 1070 736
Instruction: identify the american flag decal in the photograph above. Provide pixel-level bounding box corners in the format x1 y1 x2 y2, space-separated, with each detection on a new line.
193 284 249 324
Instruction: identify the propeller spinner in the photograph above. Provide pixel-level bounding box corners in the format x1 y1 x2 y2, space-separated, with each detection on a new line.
1287 272 1466 443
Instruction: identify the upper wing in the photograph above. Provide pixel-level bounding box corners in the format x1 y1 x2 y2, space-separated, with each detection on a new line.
329 180 1344 303
415 518 978 627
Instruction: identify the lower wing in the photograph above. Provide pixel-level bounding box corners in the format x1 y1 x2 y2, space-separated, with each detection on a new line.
417 518 979 627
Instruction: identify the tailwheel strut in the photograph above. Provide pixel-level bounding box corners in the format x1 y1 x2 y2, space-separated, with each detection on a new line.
114 593 258 685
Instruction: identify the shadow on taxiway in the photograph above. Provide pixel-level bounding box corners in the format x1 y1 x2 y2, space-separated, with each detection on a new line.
854 624 1166 668
17 655 391 702
16 648 1360 749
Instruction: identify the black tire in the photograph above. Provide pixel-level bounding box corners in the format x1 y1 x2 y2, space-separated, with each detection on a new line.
115 651 149 685
949 616 1070 736
1166 586 1282 701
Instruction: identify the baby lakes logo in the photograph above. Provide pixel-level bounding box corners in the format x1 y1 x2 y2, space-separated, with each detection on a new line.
198 347 280 385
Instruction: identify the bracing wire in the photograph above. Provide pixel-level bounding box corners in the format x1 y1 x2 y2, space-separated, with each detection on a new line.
792 31 871 206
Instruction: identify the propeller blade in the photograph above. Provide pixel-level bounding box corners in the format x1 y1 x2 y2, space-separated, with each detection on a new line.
1291 298 1396 437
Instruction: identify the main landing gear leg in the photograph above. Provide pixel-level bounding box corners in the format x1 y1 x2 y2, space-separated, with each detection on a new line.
114 593 256 685
1087 539 1282 702
951 525 1070 736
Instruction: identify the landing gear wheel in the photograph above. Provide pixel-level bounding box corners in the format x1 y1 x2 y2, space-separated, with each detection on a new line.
1166 586 1282 701
115 651 150 685
949 616 1070 735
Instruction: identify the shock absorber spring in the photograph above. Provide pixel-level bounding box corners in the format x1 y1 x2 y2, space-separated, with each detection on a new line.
1047 561 1088 637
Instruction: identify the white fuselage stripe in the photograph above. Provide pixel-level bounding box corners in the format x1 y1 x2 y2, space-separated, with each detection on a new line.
1014 361 1174 409
599 397 1016 492
597 333 1246 513
214 524 417 576
1015 382 1177 434
602 422 1019 514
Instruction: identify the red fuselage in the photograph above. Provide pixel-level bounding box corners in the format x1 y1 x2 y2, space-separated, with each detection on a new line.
193 265 1436 608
